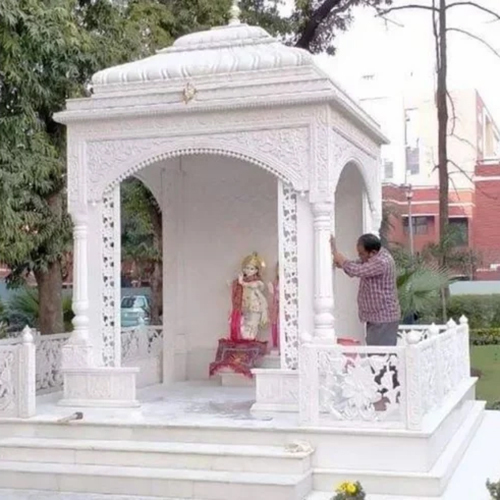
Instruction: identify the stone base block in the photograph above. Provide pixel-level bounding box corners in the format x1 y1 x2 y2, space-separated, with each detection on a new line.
61 343 93 369
251 368 298 413
59 367 140 408
219 370 255 387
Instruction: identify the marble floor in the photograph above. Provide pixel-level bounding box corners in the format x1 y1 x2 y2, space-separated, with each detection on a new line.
35 381 297 429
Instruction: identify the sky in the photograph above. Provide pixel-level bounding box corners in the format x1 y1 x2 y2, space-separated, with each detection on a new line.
284 0 500 123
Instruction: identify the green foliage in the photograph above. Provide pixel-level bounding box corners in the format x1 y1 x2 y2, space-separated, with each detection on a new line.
421 225 481 279
470 328 500 346
121 179 161 271
6 287 73 333
390 247 450 321
7 288 39 328
447 295 500 329
397 264 449 321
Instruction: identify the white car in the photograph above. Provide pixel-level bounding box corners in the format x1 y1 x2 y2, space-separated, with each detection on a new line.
120 295 151 327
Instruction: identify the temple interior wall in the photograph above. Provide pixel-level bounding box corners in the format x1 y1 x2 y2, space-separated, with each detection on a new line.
141 155 279 381
334 163 366 342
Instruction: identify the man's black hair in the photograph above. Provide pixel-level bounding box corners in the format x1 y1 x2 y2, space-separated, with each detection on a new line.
357 233 382 253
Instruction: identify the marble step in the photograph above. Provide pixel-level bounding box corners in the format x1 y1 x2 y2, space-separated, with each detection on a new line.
312 401 484 497
0 461 313 500
0 490 182 500
0 438 312 474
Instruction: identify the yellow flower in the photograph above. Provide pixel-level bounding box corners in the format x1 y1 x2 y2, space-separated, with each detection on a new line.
337 482 349 492
347 483 357 494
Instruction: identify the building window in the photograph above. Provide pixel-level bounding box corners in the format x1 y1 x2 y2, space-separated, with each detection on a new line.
405 146 420 175
383 160 394 179
449 218 469 246
483 114 500 158
404 108 420 175
403 216 429 235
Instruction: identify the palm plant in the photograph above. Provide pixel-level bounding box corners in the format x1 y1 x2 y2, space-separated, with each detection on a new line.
6 288 73 333
397 263 450 322
391 247 450 322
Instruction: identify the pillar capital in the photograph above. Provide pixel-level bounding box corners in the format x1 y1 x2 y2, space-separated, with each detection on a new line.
311 201 334 217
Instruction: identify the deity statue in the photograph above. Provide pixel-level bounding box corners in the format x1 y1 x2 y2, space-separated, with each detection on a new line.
267 262 280 353
229 252 269 341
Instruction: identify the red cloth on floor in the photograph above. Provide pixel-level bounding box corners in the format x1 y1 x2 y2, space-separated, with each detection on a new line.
209 339 268 379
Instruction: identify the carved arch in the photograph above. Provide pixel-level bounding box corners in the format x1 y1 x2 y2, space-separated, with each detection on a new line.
335 157 371 208
106 148 291 195
83 127 310 206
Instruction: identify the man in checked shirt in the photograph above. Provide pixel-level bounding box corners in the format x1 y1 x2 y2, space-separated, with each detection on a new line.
332 233 401 346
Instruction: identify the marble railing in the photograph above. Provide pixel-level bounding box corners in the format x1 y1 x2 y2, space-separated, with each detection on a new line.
121 325 164 387
0 328 35 418
397 324 448 344
299 317 471 430
121 325 163 363
35 332 71 395
2 325 165 395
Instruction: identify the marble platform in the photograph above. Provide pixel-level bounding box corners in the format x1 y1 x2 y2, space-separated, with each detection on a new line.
0 382 491 499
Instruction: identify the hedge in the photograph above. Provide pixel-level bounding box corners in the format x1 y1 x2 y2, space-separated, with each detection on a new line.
470 328 500 346
421 294 500 330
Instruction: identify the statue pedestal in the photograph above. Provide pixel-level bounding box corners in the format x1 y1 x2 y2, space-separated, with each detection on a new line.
59 367 140 408
251 368 298 413
218 369 255 387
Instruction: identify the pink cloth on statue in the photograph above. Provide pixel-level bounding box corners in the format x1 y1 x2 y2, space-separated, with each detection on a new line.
269 280 279 349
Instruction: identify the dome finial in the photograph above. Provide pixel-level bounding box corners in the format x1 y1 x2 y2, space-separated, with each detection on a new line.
229 0 241 26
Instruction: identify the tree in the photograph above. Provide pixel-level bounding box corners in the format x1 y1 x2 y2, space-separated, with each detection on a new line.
0 0 91 334
378 0 500 270
1 0 393 334
121 179 162 324
422 224 482 279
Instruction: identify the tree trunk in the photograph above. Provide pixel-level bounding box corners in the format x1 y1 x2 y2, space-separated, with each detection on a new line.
436 0 450 318
34 260 64 335
150 261 162 324
437 0 449 267
148 200 162 325
295 0 342 51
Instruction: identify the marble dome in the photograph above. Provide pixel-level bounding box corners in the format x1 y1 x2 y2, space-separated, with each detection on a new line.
91 18 314 92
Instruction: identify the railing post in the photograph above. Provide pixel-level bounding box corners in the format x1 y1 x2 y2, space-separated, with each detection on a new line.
299 334 319 426
428 323 440 338
446 318 461 386
460 315 470 381
405 331 423 430
18 326 36 418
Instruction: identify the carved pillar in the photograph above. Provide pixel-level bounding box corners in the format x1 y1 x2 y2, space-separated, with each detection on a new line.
102 186 121 367
312 202 335 341
61 212 93 368
278 181 299 370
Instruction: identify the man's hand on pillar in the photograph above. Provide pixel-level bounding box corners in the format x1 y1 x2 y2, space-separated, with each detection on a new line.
330 236 347 268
